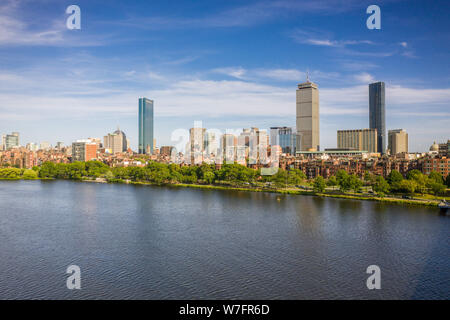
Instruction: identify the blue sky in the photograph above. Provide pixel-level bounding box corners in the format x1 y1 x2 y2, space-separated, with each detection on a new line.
0 0 449 152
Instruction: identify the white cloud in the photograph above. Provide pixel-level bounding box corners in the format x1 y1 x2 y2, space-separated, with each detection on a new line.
304 39 374 47
212 67 247 79
292 29 374 48
148 71 165 80
0 0 111 47
354 72 375 83
255 69 304 81
1 62 449 152
399 42 408 48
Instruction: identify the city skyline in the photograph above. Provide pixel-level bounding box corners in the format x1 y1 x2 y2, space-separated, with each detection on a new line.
0 0 449 152
0 80 441 155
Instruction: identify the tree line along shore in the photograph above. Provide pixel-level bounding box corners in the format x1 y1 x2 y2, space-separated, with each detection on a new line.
1 161 449 206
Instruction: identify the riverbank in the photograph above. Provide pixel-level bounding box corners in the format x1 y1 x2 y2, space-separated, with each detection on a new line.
1 176 446 207
106 179 445 207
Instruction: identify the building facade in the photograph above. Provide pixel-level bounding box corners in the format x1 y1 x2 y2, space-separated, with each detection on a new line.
422 156 449 177
104 128 127 154
296 81 319 151
337 129 377 153
5 132 20 150
369 81 386 154
388 129 408 155
138 98 154 154
160 146 174 156
438 140 450 157
72 139 98 162
270 126 298 154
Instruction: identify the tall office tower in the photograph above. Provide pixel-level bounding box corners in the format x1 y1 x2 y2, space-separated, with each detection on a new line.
138 98 154 154
437 140 450 157
296 80 319 151
221 133 237 162
71 139 98 162
39 141 51 150
239 128 258 147
270 126 297 155
104 128 128 154
205 131 219 156
1 134 5 150
5 132 20 149
388 129 408 155
337 129 378 153
369 81 386 154
56 142 64 150
189 127 206 164
26 143 37 151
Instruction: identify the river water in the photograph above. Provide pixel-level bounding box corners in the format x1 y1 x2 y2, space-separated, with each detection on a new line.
0 180 448 299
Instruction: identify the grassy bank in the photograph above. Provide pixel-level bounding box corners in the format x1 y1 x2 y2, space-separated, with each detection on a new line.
105 179 443 207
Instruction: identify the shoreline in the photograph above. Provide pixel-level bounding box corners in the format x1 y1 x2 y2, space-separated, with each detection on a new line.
101 178 443 207
0 177 445 207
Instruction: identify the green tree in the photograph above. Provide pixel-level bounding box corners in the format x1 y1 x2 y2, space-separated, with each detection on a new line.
428 171 444 184
336 170 349 191
387 170 403 185
203 171 215 184
406 169 422 180
271 169 288 188
287 169 306 185
22 169 38 180
67 162 86 180
373 176 390 194
0 168 22 179
85 161 109 178
348 174 363 192
428 182 446 196
39 161 57 178
446 174 450 187
397 179 417 194
364 171 376 185
327 175 338 187
313 175 326 193
406 170 428 194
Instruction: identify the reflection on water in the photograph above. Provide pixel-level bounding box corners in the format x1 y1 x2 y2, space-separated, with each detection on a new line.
0 180 448 300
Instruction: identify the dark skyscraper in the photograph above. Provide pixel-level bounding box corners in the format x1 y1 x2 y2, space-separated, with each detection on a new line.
369 81 386 154
138 98 154 154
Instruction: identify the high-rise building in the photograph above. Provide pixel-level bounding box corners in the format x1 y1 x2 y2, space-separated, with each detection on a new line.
221 133 237 162
189 127 206 163
270 126 298 154
205 131 219 156
369 81 386 154
104 128 127 154
39 141 51 150
1 134 5 151
388 129 408 155
56 142 64 150
337 129 378 153
239 128 256 148
5 132 19 150
189 127 206 153
296 80 319 151
72 139 98 162
26 142 39 152
138 98 154 154
438 140 450 157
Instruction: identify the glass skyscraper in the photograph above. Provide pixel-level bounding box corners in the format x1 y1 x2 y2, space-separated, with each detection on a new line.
369 82 386 154
270 127 298 155
138 98 154 154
